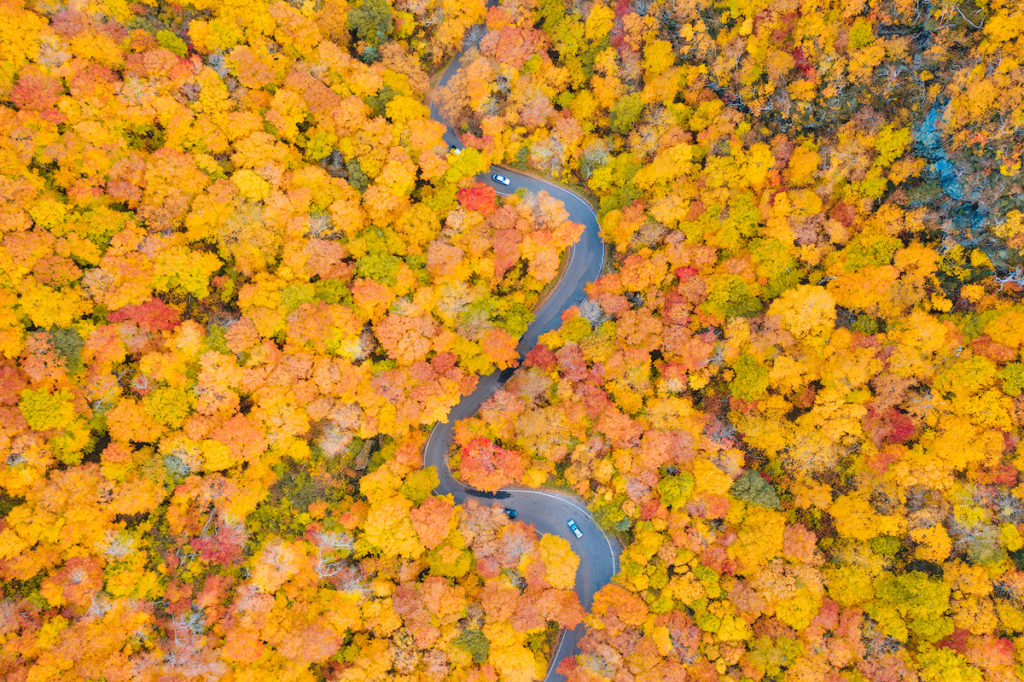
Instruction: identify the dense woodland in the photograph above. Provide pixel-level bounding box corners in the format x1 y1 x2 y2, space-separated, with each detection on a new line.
2 0 1024 680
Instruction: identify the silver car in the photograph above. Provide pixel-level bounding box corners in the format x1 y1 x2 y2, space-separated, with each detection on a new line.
567 519 583 538
492 173 511 186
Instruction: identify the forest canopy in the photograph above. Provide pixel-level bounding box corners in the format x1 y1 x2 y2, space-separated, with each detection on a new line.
3 0 1024 680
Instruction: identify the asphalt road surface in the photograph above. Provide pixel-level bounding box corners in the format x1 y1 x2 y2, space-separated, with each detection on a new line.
423 24 622 682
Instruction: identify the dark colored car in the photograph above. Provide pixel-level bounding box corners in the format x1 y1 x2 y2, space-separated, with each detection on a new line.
504 508 518 519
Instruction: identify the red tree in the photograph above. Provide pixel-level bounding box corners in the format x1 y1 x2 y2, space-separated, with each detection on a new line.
460 437 525 491
457 183 497 216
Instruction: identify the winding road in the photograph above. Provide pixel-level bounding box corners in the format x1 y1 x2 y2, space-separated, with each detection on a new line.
423 23 622 682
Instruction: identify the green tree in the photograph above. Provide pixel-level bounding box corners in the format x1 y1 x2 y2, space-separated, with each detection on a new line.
730 354 770 402
866 571 953 644
452 629 490 664
348 0 394 48
609 94 644 134
657 472 695 509
729 471 780 510
400 468 439 504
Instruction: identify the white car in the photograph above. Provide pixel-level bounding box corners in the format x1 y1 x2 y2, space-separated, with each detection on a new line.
492 173 511 186
567 519 583 538
449 145 461 155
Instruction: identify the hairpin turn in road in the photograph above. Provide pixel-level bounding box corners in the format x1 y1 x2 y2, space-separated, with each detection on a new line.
423 28 622 682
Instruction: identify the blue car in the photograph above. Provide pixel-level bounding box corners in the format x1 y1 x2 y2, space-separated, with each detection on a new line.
567 519 583 538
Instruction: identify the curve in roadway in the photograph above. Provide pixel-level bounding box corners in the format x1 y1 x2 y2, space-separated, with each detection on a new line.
423 23 622 682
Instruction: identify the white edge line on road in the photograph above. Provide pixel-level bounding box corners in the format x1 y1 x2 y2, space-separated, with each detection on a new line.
543 627 569 680
566 237 579 276
495 176 589 301
431 79 615 680
507 488 619 575
431 175 618 573
427 422 619 577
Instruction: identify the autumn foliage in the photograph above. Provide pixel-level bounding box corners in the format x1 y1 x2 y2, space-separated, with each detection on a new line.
6 0 1024 680
438 0 1024 679
459 437 526 491
0 1 582 678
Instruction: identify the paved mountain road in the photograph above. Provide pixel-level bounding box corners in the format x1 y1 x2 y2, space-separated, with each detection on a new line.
422 23 621 682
